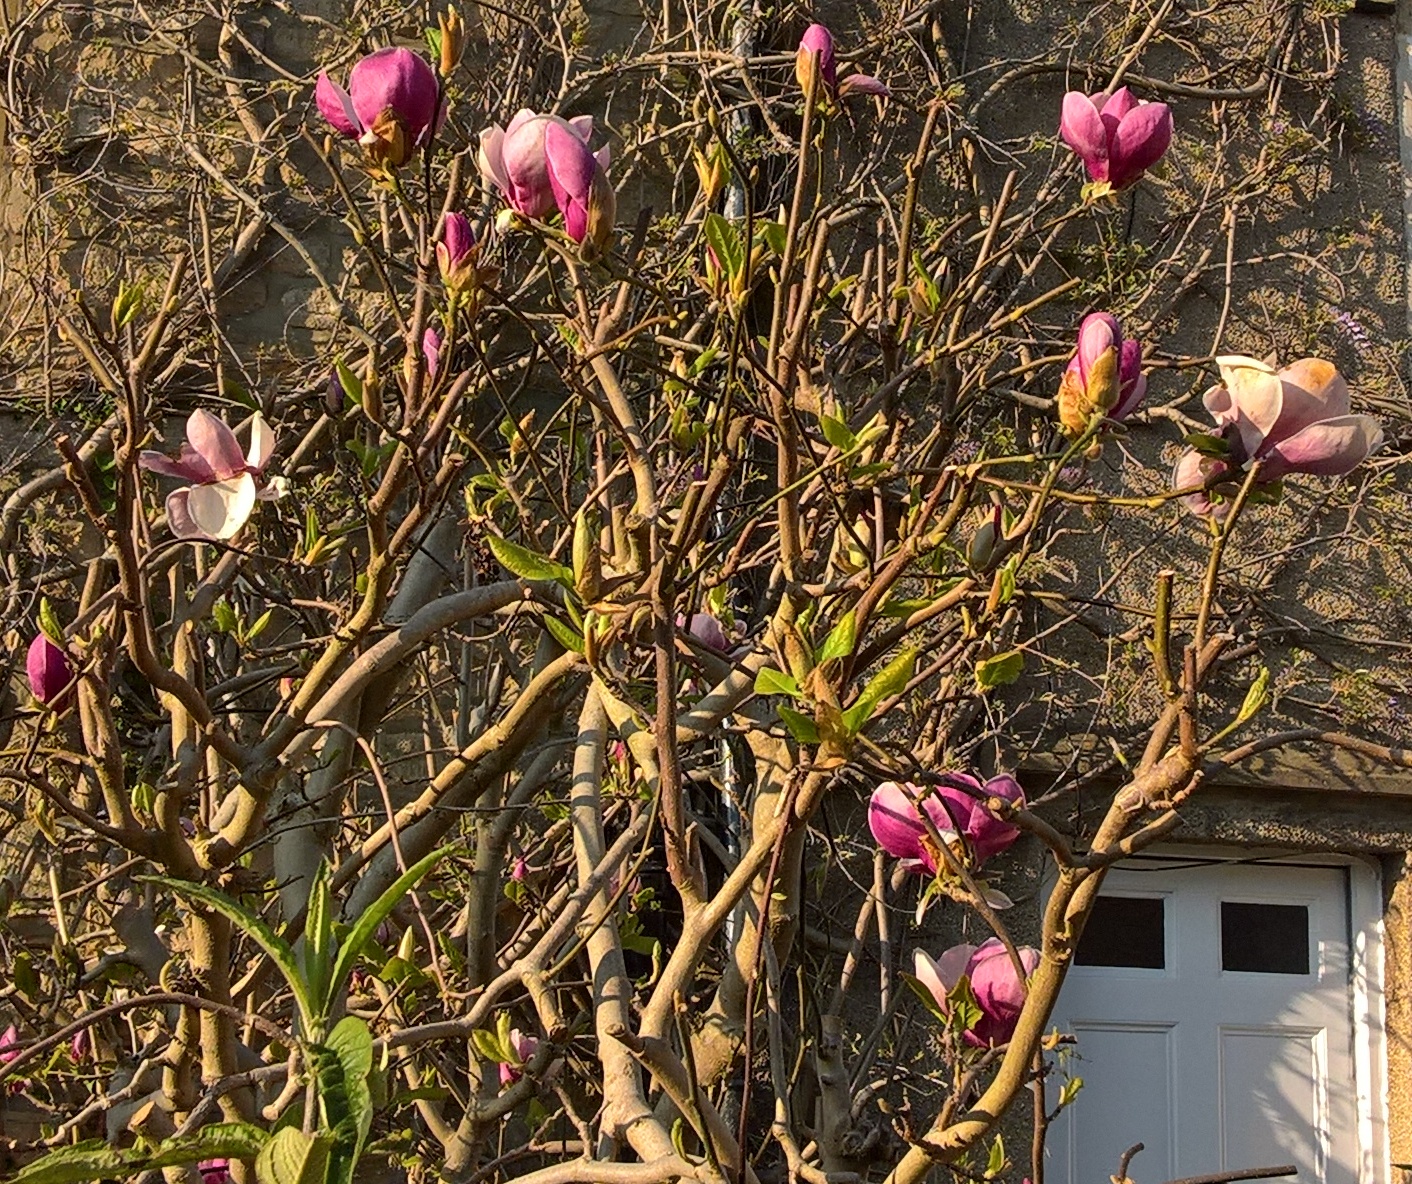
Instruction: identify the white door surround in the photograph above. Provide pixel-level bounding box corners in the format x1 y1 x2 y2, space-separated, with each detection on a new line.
1044 848 1388 1184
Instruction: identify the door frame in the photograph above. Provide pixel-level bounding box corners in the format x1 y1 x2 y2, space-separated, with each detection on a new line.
1042 843 1389 1184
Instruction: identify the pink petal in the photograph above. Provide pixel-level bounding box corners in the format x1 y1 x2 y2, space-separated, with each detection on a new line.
838 73 890 98
1076 312 1118 379
545 120 599 242
347 47 439 141
1059 92 1109 180
568 115 595 143
165 488 201 538
1111 371 1147 422
423 327 441 379
27 634 73 708
1270 358 1351 441
685 612 729 653
1172 449 1230 520
913 950 946 1008
315 72 361 139
504 108 538 137
1260 414 1383 479
187 410 246 480
186 473 258 541
501 115 560 218
1108 101 1172 189
868 782 928 861
797 23 837 90
1099 87 1139 123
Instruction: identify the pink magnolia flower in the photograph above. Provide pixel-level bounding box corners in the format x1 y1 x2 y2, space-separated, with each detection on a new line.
914 939 1040 1047
498 1028 539 1086
436 212 477 292
316 47 441 170
139 410 278 541
1060 88 1172 191
795 24 888 102
27 634 74 710
478 110 596 220
1174 356 1382 519
543 121 615 254
680 611 729 654
423 327 442 381
0 1024 28 1093
70 1028 89 1062
1056 312 1146 437
198 1159 233 1184
869 775 1025 872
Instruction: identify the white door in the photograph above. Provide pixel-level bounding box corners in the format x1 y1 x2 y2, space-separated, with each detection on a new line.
1046 858 1374 1184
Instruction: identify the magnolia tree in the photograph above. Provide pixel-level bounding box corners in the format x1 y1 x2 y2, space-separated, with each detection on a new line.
0 3 1404 1184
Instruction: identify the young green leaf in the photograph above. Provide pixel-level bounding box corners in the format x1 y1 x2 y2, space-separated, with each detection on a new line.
703 213 745 280
303 862 335 1023
985 1133 1006 1178
317 1019 374 1184
974 650 1024 691
37 598 64 646
778 705 820 745
486 534 573 586
842 647 916 735
327 846 453 1009
542 615 585 654
753 667 803 699
817 610 857 663
256 1127 333 1184
819 413 857 452
142 876 317 1034
1235 666 1271 726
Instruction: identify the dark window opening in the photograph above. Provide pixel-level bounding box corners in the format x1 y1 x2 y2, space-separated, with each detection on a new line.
1074 895 1165 969
1221 902 1309 975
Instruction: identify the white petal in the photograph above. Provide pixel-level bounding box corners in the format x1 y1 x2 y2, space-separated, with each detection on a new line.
187 474 258 540
246 413 274 471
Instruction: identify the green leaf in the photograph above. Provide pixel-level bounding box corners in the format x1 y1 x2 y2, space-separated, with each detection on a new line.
334 357 363 407
6 1142 130 1184
471 1027 507 1064
1235 666 1270 726
149 1123 270 1169
1057 1075 1084 1108
819 412 857 452
1184 431 1229 457
256 1127 332 1184
542 615 585 654
975 650 1024 691
985 1133 1006 1179
817 610 857 663
756 220 787 256
753 667 802 699
703 213 745 280
842 647 916 735
37 598 64 646
778 705 820 745
142 875 317 1034
486 534 573 586
303 862 335 1022
327 846 452 1010
7 1125 269 1184
318 1018 374 1184
948 975 983 1034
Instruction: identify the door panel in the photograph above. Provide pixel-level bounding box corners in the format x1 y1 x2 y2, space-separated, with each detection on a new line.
1056 1023 1176 1184
1219 1026 1326 1177
1046 860 1359 1184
